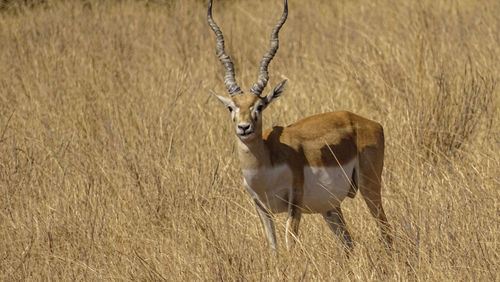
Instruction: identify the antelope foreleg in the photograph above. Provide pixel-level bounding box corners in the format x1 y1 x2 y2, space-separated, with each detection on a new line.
285 180 303 250
254 200 277 252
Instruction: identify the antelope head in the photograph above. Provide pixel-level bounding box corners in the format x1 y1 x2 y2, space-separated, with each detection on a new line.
208 0 288 142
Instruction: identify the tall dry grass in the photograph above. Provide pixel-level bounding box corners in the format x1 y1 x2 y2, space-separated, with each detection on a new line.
0 0 499 280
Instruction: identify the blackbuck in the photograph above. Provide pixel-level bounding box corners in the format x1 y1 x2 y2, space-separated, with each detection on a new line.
207 0 392 252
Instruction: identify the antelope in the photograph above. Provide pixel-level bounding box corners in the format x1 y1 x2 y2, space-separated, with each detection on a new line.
207 0 392 252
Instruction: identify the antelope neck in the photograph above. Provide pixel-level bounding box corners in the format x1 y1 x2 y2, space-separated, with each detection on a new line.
237 135 271 170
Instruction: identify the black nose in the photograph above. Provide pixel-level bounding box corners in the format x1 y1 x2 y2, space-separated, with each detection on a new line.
238 124 250 131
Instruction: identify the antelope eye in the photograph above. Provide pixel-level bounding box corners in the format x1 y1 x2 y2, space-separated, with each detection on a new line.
227 107 233 112
256 105 264 112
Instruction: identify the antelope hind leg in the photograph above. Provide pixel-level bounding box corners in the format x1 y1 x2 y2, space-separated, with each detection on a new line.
322 207 354 253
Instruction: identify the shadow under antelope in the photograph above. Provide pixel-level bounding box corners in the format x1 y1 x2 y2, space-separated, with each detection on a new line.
207 0 392 253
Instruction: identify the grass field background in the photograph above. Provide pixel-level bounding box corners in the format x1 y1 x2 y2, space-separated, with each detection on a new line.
1 0 499 280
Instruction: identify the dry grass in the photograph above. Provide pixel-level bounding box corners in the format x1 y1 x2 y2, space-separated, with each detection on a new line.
1 0 499 280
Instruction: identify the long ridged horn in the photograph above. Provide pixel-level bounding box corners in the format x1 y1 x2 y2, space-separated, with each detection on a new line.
207 0 243 96
249 0 288 95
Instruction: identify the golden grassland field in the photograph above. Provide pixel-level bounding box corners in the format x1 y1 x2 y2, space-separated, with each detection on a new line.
0 0 499 280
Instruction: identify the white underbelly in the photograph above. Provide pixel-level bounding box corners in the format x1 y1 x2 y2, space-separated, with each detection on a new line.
242 159 356 214
302 159 356 212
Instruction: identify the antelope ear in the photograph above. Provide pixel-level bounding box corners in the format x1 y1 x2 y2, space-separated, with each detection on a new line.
210 90 234 108
264 80 287 105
